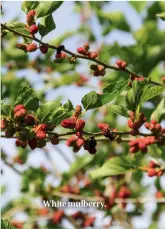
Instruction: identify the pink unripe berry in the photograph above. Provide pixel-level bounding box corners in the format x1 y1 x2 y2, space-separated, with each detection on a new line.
89 51 98 59
97 123 109 130
75 119 85 131
26 43 37 52
13 104 25 114
29 24 38 34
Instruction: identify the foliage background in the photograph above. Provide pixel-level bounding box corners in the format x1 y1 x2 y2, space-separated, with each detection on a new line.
1 1 165 229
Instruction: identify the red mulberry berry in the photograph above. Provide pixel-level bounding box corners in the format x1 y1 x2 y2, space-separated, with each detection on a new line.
66 135 78 146
77 47 87 55
26 10 36 26
0 119 7 130
27 43 37 52
156 170 164 177
40 44 48 54
55 52 67 59
14 109 26 120
149 160 157 168
76 137 84 147
118 186 131 198
61 118 76 129
16 139 27 148
51 136 59 145
13 104 25 114
52 210 64 224
28 138 37 150
147 168 157 177
97 123 109 130
83 216 95 227
36 130 46 139
89 51 98 59
75 119 85 131
29 24 38 34
116 60 127 68
24 114 36 125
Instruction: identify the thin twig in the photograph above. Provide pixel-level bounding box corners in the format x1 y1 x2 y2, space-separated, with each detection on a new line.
54 145 72 164
2 157 21 175
43 147 61 178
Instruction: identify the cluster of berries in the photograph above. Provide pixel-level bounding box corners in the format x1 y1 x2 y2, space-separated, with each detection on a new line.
11 220 24 229
17 42 49 54
116 59 127 69
66 135 84 153
98 123 115 140
104 186 131 209
61 106 85 131
1 104 59 151
51 209 64 224
55 45 67 59
129 136 156 153
26 10 38 34
90 64 106 76
72 212 96 227
60 176 91 195
61 105 87 152
128 111 146 135
145 120 164 134
17 10 49 54
147 160 164 177
77 42 98 59
60 184 80 195
128 74 145 87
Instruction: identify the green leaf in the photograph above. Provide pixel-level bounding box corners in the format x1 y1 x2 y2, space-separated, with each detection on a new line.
1 219 16 229
129 1 146 12
21 1 39 12
63 100 73 111
126 88 135 110
1 104 11 117
109 105 129 117
81 91 102 110
36 1 63 18
97 10 130 35
126 80 148 110
52 100 73 125
38 14 56 37
66 155 93 177
37 100 73 125
103 80 128 93
14 86 39 112
90 155 138 180
99 92 117 105
156 12 165 20
148 145 162 159
140 85 165 104
36 101 61 123
7 21 30 36
82 80 128 110
151 99 165 122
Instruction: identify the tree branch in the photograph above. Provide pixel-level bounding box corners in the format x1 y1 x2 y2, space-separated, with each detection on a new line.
1 23 162 86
